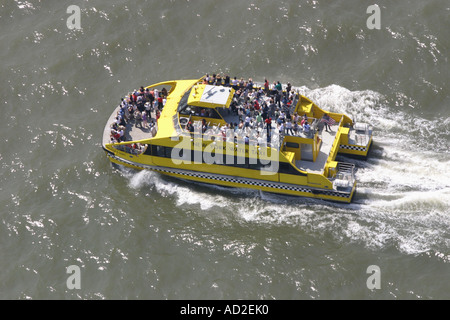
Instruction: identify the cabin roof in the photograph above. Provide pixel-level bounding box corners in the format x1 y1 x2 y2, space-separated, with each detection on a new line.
188 84 234 109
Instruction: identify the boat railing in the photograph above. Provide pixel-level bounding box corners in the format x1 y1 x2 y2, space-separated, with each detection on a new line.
326 116 345 162
274 117 321 140
176 117 282 149
332 162 356 190
178 116 326 149
112 143 147 155
354 134 365 146
336 162 355 180
353 123 373 146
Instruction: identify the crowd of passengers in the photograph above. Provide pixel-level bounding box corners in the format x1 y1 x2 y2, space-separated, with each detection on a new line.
188 74 333 140
109 74 334 149
109 86 168 144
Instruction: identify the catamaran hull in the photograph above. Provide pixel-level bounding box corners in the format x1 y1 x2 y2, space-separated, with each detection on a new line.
106 151 356 203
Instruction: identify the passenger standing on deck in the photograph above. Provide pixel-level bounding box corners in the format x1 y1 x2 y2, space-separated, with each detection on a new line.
247 78 254 91
303 121 311 136
285 83 292 98
279 122 285 135
244 115 251 131
276 111 283 125
232 77 239 90
286 119 294 135
224 75 230 87
253 99 260 111
264 79 269 93
145 102 151 119
293 121 299 135
301 114 308 126
161 87 168 98
265 117 272 140
256 112 263 129
144 88 151 102
257 87 264 100
280 110 286 123
238 107 244 121
118 126 125 142
322 113 333 132
149 90 155 108
216 74 222 85
281 95 288 108
124 103 130 122
142 111 148 129
135 110 142 128
132 103 138 118
275 81 282 93
157 94 163 110
271 81 277 95
268 99 277 118
262 102 269 120
275 90 281 108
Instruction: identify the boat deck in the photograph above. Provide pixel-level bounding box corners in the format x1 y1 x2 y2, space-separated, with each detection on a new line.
295 124 339 173
102 105 158 148
348 126 372 147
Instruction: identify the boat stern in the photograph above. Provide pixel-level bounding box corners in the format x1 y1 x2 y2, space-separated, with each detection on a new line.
338 123 373 159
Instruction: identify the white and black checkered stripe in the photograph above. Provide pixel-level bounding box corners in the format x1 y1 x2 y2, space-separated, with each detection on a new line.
155 167 315 194
108 154 352 198
339 145 366 152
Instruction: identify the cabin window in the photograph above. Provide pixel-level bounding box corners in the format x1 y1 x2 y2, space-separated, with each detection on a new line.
164 147 173 158
179 105 222 119
151 145 165 157
144 145 152 156
279 162 305 176
203 108 222 119
148 145 305 175
285 142 299 149
179 105 193 116
279 162 293 174
177 89 191 113
151 145 171 158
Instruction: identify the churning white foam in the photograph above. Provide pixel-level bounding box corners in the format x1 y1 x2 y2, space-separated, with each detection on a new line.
126 169 230 210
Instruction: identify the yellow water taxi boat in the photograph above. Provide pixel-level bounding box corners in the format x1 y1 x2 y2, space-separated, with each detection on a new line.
102 76 373 203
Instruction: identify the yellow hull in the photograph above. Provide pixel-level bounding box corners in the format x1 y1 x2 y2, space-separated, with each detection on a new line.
339 137 373 159
106 152 356 203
